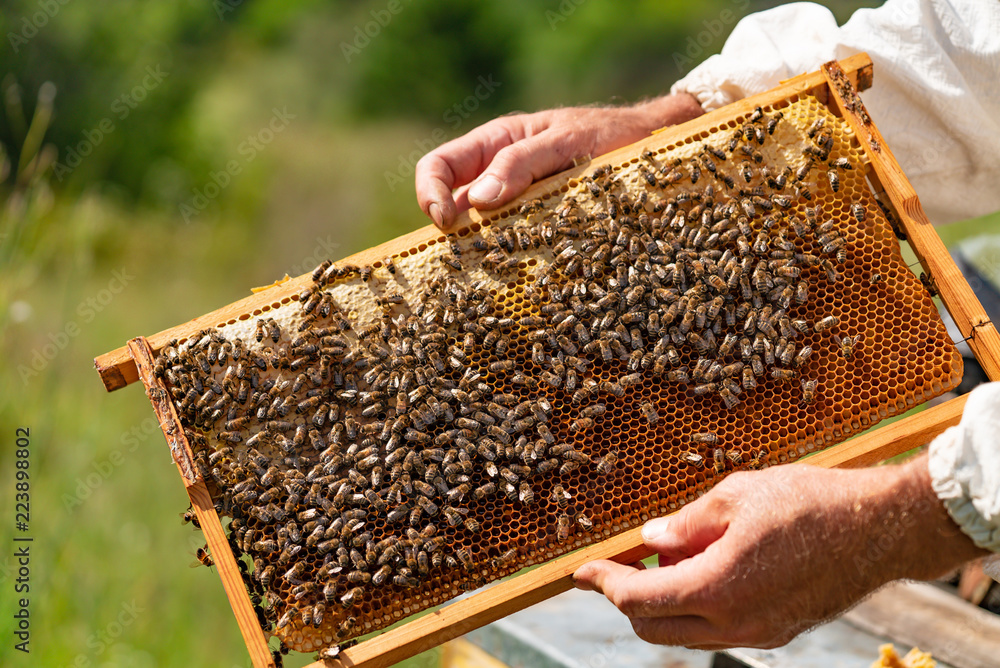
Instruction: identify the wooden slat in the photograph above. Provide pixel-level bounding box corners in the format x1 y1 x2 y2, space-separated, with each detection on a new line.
127 337 276 668
94 53 874 393
821 60 1000 381
126 337 200 485
188 481 276 668
304 392 962 668
806 394 966 469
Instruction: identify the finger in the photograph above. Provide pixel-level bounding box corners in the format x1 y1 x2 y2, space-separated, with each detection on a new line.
642 495 729 563
467 128 588 210
415 120 529 229
573 558 704 618
414 153 459 230
452 183 472 216
629 615 721 648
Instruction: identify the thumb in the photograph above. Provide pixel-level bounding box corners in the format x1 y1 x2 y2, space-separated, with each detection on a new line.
642 497 729 565
467 127 590 210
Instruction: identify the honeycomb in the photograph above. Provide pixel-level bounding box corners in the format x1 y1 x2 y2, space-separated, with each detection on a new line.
154 92 961 657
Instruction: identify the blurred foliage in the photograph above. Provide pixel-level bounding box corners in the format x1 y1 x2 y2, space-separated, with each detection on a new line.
0 0 882 207
6 1 946 667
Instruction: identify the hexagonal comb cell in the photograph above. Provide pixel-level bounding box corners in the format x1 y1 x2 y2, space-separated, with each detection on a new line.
156 93 960 654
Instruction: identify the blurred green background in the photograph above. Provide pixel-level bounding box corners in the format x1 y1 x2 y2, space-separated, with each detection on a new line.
6 0 999 666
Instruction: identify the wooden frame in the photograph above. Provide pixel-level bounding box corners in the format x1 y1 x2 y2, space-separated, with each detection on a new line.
127 338 275 668
99 53 1000 668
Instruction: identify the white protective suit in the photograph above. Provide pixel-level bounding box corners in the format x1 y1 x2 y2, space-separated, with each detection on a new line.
673 0 1000 578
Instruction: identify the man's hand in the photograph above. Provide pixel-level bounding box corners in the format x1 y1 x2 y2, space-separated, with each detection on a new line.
415 93 704 231
573 456 985 650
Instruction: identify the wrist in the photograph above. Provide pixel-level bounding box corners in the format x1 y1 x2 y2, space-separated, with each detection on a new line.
632 93 704 131
876 454 987 583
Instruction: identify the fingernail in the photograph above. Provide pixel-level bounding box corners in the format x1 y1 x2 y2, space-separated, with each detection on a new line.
642 517 671 541
428 202 443 227
469 175 502 204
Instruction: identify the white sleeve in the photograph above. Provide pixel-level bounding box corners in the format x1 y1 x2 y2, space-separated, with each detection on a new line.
670 0 1000 225
928 382 1000 580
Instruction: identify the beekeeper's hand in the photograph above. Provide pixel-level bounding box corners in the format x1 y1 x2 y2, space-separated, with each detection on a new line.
573 456 985 649
415 94 703 231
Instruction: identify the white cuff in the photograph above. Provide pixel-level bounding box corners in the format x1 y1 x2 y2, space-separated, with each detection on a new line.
928 383 1000 555
669 3 846 111
985 554 1000 582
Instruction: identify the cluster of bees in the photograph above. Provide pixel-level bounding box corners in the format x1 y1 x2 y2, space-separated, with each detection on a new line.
156 104 867 652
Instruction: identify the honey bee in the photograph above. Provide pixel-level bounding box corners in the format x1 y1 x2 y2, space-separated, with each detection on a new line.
834 334 861 360
693 382 717 396
266 318 280 343
580 403 606 419
180 508 201 528
814 315 839 332
576 513 595 533
795 281 809 305
489 360 515 373
713 448 726 474
793 345 814 367
771 368 798 381
794 160 813 183
556 513 572 543
551 485 572 508
703 142 727 161
806 117 826 138
312 259 332 282
691 431 718 445
766 112 783 135
192 546 213 568
725 449 743 466
587 450 617 478
680 450 704 467
851 202 866 222
371 564 392 586
920 271 938 297
518 482 535 505
827 170 841 192
800 378 818 405
276 609 297 630
639 402 659 425
455 547 474 571
336 616 357 639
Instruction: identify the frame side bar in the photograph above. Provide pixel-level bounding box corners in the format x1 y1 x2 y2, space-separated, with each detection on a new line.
127 337 199 485
127 337 276 668
821 60 1000 381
